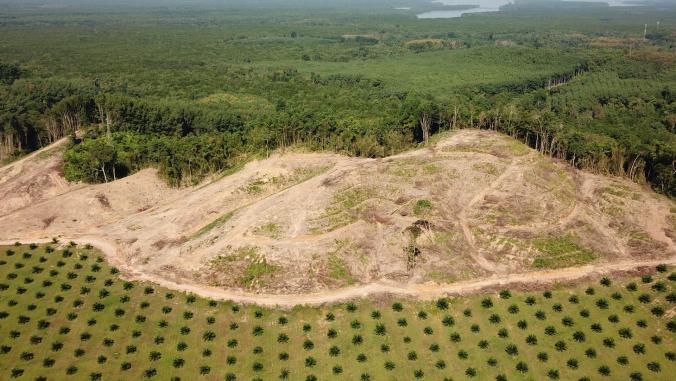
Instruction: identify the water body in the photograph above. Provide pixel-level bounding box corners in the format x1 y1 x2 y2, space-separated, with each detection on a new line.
417 0 638 19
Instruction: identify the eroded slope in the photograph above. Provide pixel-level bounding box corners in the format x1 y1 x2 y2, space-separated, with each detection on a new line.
0 130 673 294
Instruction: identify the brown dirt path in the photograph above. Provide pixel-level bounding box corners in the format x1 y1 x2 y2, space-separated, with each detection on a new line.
1 237 673 307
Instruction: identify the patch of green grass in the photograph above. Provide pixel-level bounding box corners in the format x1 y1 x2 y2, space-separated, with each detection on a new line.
413 199 433 216
244 179 266 195
254 222 280 239
240 259 279 288
1 243 674 381
531 234 597 269
192 211 234 239
311 185 379 233
472 162 500 176
327 254 355 285
423 163 440 174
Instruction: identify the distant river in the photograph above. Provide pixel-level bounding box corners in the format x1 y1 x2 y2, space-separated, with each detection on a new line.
416 0 638 19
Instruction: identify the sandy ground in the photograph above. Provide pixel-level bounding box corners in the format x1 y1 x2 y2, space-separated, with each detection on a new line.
0 129 674 305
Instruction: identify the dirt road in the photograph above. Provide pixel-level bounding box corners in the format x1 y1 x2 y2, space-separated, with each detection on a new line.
1 237 673 307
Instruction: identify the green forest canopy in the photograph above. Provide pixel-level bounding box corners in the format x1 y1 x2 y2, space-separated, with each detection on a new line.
0 0 674 194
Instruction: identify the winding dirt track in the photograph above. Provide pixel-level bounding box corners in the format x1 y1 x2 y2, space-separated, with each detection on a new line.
2 237 673 307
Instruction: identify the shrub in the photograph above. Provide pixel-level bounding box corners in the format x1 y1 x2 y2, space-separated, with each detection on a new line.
304 357 316 367
375 324 386 335
392 302 403 311
651 306 664 316
526 335 538 345
633 343 645 354
618 328 632 339
515 361 528 373
572 331 585 342
481 297 493 308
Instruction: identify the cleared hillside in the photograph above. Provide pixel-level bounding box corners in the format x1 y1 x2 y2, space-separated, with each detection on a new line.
0 130 674 298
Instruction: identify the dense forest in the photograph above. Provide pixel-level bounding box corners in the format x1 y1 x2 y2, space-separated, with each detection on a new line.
0 0 674 194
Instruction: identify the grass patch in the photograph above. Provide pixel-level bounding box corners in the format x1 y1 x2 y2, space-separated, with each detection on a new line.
413 199 433 216
472 162 500 176
192 211 234 239
207 246 279 288
253 222 280 239
242 165 332 196
327 254 355 285
531 234 597 269
310 185 379 233
240 259 279 288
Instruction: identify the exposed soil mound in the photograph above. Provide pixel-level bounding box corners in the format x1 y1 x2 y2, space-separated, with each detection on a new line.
0 130 674 296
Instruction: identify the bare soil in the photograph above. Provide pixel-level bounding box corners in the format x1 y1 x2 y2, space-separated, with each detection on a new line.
0 129 674 305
